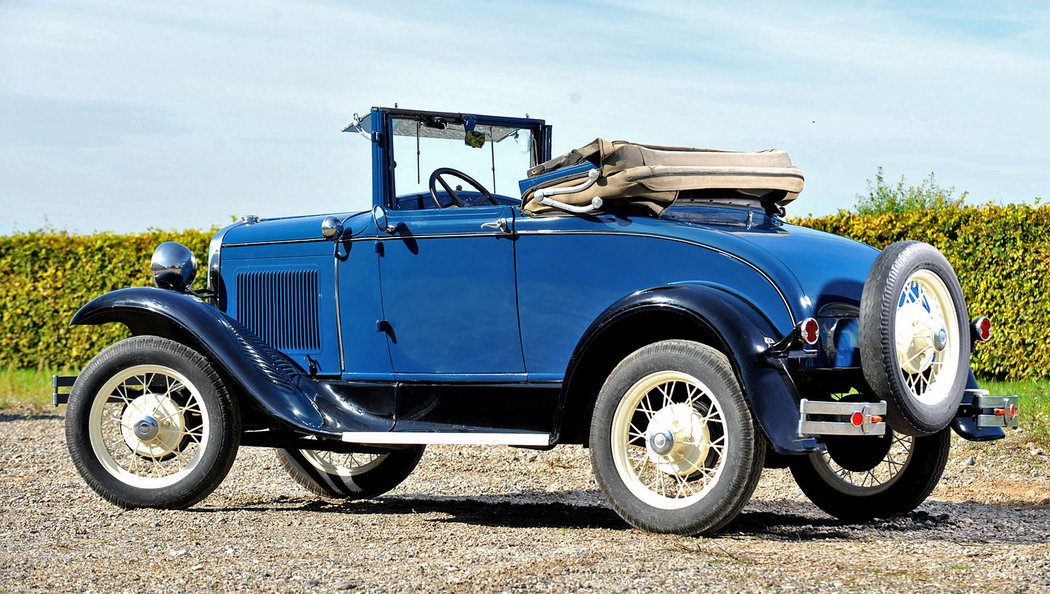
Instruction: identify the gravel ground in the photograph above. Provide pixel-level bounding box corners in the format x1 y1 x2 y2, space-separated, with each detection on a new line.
1 414 1048 593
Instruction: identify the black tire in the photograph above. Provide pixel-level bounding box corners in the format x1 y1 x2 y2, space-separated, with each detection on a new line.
277 446 425 499
789 427 950 522
860 241 971 436
65 336 240 509
589 340 765 535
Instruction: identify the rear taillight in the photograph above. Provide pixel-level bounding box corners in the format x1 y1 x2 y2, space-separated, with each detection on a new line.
799 317 819 346
972 317 992 342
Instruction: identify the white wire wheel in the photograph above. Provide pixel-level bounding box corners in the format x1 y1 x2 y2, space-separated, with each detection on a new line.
87 364 210 489
590 340 764 535
812 432 915 497
66 336 239 509
894 270 962 407
300 450 389 477
610 370 729 510
276 445 424 500
789 427 950 522
860 241 971 436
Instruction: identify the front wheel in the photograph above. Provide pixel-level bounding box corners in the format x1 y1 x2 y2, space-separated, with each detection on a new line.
65 336 240 509
788 427 950 522
277 446 425 499
589 340 765 535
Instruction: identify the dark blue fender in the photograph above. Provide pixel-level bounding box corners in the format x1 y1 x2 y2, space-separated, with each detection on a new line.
71 287 390 438
560 284 821 455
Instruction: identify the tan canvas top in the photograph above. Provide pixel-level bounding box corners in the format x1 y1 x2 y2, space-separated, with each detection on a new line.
521 139 804 216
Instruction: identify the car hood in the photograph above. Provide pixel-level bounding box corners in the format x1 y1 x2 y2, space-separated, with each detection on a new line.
221 211 371 245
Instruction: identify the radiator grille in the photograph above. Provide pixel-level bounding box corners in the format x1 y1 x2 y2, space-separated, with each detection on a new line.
235 268 321 352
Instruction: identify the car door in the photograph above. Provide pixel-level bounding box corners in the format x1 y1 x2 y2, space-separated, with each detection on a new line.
377 204 524 378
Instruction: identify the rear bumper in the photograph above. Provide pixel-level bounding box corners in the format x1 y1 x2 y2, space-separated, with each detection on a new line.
796 389 1018 442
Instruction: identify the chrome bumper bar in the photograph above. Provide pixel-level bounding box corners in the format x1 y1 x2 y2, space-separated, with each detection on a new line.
798 399 887 437
967 389 1020 428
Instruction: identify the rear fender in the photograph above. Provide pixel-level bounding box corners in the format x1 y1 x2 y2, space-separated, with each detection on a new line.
561 284 821 455
71 287 389 437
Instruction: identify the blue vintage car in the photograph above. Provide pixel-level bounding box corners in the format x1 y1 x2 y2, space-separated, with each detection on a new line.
56 106 1017 535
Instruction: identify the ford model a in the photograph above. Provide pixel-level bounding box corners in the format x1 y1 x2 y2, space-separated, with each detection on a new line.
55 106 1017 534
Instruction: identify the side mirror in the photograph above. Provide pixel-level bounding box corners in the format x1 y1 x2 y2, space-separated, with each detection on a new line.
373 205 395 233
321 216 343 240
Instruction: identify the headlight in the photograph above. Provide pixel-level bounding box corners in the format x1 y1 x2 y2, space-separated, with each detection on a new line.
150 241 198 292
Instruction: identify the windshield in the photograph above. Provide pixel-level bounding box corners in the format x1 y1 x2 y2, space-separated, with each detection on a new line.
390 116 536 203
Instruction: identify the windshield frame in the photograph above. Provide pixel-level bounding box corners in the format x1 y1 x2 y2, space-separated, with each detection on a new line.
365 107 551 211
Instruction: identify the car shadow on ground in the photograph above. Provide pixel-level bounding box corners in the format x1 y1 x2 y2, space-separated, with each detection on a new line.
0 412 63 423
198 491 1046 544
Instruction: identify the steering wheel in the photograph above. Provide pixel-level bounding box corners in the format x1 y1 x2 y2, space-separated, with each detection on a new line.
428 168 498 208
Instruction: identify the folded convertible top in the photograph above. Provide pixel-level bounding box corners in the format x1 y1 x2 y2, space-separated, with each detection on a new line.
520 139 804 216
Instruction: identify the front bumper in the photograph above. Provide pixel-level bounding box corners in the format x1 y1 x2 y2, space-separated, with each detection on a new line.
52 375 75 406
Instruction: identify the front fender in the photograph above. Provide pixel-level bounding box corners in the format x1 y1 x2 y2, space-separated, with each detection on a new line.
564 283 820 455
72 287 388 438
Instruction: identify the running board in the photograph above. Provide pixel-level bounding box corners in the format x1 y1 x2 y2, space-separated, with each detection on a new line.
340 432 551 446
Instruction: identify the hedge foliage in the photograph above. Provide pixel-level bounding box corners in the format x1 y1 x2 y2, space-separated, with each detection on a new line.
0 229 213 370
2 203 1047 379
798 203 1050 379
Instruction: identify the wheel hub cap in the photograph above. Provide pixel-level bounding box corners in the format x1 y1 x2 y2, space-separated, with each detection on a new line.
647 429 675 455
133 416 159 440
933 326 948 351
645 403 710 476
120 393 186 458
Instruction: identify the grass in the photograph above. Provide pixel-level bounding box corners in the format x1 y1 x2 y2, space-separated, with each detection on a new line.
978 378 1050 445
0 367 74 413
1 368 1047 444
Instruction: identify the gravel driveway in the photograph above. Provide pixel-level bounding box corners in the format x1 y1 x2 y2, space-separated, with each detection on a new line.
2 414 1048 593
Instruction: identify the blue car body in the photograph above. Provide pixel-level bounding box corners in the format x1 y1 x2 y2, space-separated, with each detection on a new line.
70 106 1002 460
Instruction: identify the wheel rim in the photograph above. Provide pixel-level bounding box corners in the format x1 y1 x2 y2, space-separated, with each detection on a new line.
87 365 210 489
894 270 961 406
300 450 388 477
812 432 915 496
610 371 729 510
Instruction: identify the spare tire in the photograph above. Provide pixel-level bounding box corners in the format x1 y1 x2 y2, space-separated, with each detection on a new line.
860 241 970 436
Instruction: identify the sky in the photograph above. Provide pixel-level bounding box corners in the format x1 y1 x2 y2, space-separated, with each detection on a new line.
1 0 1048 234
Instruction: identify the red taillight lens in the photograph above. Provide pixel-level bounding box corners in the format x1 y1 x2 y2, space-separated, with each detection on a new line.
799 318 819 346
972 317 992 342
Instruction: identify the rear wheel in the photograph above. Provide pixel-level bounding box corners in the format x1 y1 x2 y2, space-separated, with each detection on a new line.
589 340 764 535
789 427 950 521
277 446 424 499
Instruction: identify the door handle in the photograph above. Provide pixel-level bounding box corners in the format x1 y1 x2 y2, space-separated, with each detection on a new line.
480 217 510 233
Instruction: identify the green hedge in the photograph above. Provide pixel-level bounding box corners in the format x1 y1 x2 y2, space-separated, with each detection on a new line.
0 229 212 370
798 203 1050 379
2 203 1047 379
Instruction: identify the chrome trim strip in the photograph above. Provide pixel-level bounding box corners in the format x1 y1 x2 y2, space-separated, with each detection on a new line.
224 237 331 248
340 431 550 446
207 221 245 295
333 243 345 371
